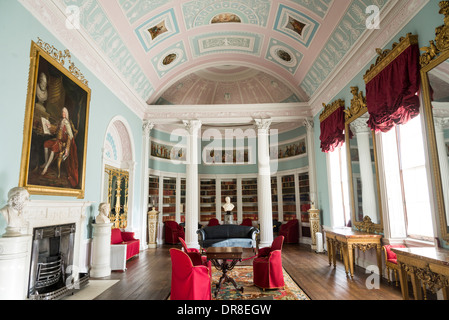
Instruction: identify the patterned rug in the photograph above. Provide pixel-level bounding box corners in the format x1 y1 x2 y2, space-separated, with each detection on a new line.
212 266 310 300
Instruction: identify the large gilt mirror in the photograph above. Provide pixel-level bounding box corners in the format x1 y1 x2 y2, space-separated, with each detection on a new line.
105 165 129 229
344 87 383 233
420 1 449 243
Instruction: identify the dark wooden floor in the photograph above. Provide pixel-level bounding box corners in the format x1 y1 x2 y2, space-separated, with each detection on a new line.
92 243 404 300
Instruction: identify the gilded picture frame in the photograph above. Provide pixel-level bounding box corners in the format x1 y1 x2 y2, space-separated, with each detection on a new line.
19 39 91 198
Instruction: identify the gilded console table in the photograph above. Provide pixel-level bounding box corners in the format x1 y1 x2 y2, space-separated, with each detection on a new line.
325 227 382 279
391 247 449 300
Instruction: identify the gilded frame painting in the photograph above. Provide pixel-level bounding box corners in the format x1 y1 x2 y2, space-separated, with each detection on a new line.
19 40 91 198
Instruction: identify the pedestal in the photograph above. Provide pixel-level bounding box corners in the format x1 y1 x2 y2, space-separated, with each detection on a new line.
148 208 159 249
0 235 32 300
90 222 113 278
308 206 321 251
224 214 233 225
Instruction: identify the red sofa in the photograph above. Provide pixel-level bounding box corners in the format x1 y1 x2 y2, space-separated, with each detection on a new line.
165 221 185 244
111 228 140 260
279 219 299 243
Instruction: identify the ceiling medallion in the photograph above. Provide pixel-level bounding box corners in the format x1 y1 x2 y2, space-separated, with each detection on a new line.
287 16 306 36
163 53 177 66
148 20 168 40
211 13 242 24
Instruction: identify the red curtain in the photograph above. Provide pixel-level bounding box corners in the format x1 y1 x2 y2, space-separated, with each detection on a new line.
319 103 346 153
365 44 421 133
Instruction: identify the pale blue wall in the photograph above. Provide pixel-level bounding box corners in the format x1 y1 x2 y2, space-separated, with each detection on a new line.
0 1 143 237
313 0 446 245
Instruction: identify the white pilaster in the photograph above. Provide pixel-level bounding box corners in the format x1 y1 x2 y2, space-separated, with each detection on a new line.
255 119 273 248
183 120 202 249
351 118 377 222
141 121 154 249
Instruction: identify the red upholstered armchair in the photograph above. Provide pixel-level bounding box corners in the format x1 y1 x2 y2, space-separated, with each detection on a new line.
279 219 299 243
165 221 185 244
170 248 212 300
207 218 220 226
179 237 211 273
253 236 285 290
383 244 406 286
240 218 253 226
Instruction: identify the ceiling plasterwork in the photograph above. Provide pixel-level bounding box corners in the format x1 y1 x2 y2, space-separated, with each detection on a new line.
21 0 427 122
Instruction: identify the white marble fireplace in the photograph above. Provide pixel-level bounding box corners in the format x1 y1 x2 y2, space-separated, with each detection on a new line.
0 200 92 300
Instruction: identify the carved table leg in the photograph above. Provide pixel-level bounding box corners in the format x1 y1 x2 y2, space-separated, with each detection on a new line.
410 271 423 300
347 243 354 279
398 262 409 300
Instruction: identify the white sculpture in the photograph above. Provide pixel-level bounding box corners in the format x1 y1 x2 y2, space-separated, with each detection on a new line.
0 187 30 237
222 196 234 213
96 202 111 224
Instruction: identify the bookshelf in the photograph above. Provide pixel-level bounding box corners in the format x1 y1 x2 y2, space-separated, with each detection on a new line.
221 179 237 221
281 175 296 221
241 178 258 221
162 177 176 222
298 172 311 238
148 175 159 210
180 178 186 223
200 179 216 223
271 176 278 220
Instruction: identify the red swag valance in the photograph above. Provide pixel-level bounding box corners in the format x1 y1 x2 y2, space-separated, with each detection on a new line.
319 100 346 153
364 34 421 133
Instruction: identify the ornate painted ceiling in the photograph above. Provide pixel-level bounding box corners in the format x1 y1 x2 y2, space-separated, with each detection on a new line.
56 0 387 103
23 0 427 120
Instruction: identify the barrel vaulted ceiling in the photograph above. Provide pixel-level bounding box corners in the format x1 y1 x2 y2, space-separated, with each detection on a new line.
23 0 427 121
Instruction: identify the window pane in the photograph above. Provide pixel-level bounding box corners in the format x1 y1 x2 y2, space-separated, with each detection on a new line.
399 115 434 239
328 146 350 227
402 166 434 238
381 128 407 238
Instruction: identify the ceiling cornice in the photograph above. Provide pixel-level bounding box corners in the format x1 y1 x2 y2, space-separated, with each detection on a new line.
144 102 311 125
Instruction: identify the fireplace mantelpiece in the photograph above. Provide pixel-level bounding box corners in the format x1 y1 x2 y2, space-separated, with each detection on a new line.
1 200 92 300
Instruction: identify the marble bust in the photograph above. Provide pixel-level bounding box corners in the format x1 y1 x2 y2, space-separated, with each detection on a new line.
96 202 111 224
0 187 30 237
222 196 234 213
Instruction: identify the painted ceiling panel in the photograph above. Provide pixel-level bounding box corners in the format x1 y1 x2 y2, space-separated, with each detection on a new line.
56 0 392 106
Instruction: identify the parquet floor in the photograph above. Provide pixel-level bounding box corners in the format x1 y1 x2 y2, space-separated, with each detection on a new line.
92 243 404 300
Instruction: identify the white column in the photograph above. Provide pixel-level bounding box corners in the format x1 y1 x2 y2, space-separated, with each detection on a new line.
90 222 113 278
141 121 154 249
183 120 202 249
237 178 243 223
304 119 318 206
255 119 273 248
434 117 449 224
351 118 377 222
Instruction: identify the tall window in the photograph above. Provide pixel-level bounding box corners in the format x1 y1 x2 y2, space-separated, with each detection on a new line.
328 145 351 227
380 115 434 241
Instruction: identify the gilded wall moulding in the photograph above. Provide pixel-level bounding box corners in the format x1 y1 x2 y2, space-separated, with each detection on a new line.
319 99 345 123
344 86 367 121
364 33 419 84
36 38 89 87
420 1 449 67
